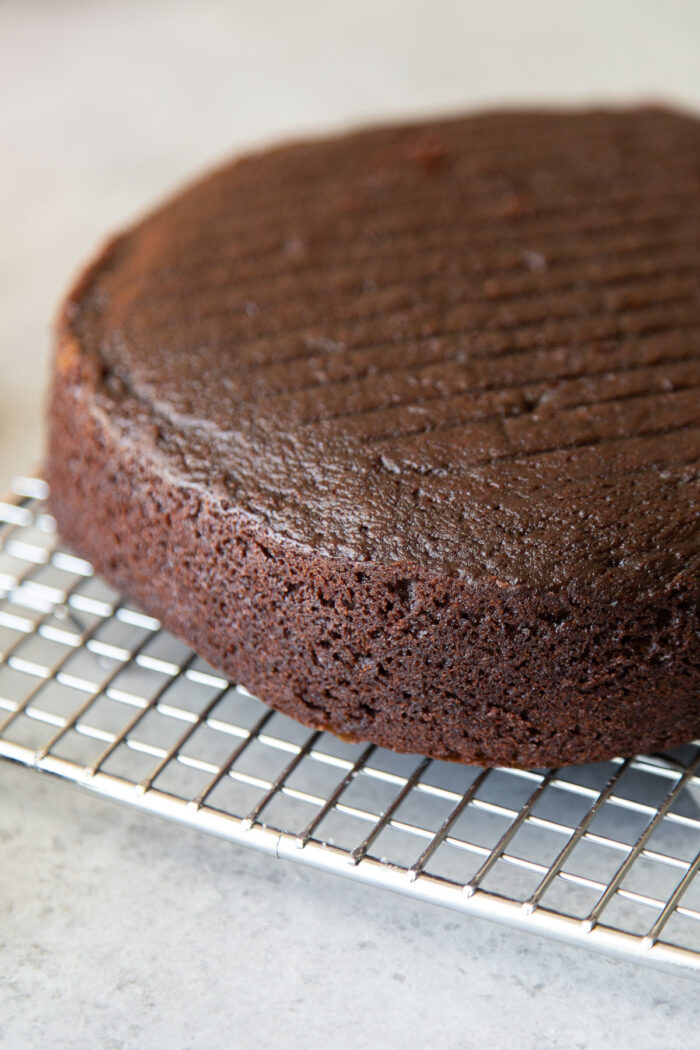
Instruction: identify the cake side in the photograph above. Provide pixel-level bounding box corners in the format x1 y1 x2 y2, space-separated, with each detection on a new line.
47 321 700 767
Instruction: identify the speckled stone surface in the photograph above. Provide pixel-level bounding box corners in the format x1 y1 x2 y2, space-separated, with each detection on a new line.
2 761 699 1050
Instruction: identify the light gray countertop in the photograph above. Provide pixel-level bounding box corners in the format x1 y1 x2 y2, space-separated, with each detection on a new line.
2 1 700 1046
2 760 699 1050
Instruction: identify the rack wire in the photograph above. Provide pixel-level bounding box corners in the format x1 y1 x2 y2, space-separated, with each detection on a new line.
2 475 700 976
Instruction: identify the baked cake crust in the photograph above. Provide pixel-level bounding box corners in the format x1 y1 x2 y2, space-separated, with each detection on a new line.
48 107 700 766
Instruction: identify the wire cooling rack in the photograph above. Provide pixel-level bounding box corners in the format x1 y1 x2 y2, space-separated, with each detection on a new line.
2 476 700 976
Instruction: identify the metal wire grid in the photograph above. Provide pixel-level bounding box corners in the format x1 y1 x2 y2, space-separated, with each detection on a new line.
2 477 700 976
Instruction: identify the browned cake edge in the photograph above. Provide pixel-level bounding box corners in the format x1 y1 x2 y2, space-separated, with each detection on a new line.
47 270 700 768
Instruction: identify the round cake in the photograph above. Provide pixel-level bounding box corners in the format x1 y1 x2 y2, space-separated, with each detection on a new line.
48 106 700 767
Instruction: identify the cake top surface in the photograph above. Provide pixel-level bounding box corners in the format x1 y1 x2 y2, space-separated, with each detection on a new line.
63 106 700 597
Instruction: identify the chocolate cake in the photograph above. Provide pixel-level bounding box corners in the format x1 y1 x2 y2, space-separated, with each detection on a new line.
48 106 700 767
